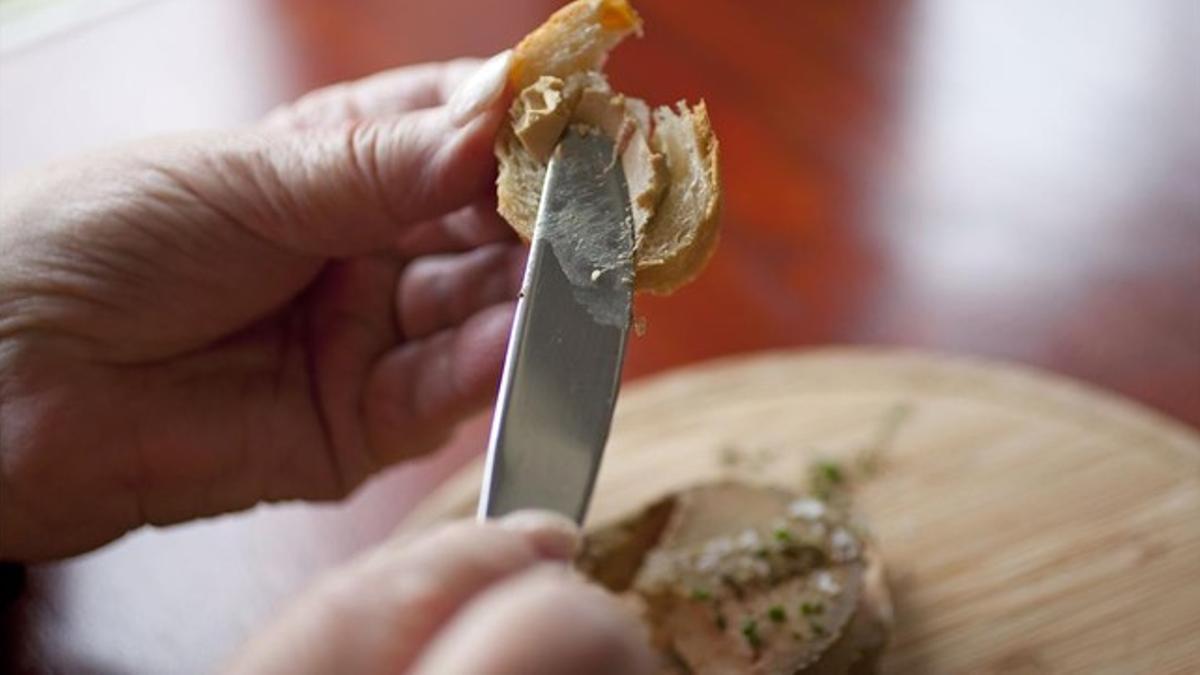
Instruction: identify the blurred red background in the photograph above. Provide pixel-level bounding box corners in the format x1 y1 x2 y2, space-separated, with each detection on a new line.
1 0 1197 671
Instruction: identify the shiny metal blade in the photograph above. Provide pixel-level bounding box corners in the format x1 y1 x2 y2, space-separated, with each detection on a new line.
478 129 634 523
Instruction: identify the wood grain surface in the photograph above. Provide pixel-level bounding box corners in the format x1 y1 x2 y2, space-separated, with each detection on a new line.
402 349 1200 674
1 0 1198 672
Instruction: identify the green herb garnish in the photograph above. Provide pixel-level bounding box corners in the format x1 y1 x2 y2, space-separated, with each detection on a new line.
715 613 727 631
818 460 844 484
741 619 762 649
767 605 787 623
800 601 825 616
690 588 712 602
809 459 846 500
773 527 793 543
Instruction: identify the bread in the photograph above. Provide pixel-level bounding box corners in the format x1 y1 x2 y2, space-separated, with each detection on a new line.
578 482 892 674
497 0 722 295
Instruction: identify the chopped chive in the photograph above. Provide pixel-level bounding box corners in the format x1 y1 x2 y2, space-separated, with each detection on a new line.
818 460 844 484
741 619 762 649
800 601 825 616
810 621 827 637
809 459 847 500
773 527 793 543
690 588 712 602
767 605 787 623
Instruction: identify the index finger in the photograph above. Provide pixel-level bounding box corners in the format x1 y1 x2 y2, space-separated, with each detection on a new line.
264 57 486 130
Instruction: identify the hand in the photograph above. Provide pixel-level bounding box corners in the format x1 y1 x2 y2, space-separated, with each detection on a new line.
0 52 525 560
227 512 654 675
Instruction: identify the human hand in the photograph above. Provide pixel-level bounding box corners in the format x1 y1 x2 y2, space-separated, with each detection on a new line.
227 512 653 675
0 52 524 560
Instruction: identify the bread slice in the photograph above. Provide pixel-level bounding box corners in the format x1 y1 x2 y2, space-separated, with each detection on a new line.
577 482 892 674
497 0 722 295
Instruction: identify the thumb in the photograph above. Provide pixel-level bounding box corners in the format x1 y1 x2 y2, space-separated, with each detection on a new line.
200 50 512 257
410 570 656 675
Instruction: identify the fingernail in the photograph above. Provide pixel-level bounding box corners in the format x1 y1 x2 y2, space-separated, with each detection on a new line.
448 49 512 127
497 510 580 561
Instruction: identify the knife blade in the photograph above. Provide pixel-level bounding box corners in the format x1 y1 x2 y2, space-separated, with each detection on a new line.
478 128 635 523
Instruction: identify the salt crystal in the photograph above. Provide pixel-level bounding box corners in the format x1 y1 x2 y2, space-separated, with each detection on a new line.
704 537 734 557
814 571 841 595
736 529 761 550
830 528 860 562
788 498 827 521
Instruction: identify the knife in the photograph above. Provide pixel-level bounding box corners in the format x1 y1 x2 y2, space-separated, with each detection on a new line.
477 128 635 523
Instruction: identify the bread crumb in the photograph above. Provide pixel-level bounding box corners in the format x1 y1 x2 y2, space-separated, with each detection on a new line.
633 314 648 336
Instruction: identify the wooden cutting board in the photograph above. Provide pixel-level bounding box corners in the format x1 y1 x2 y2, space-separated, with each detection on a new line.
401 348 1200 673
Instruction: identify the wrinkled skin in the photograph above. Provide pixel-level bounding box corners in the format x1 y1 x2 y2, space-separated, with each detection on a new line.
0 53 654 675
0 56 522 560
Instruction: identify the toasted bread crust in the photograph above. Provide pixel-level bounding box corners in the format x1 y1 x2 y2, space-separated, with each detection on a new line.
496 123 544 241
635 101 722 294
509 0 642 91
